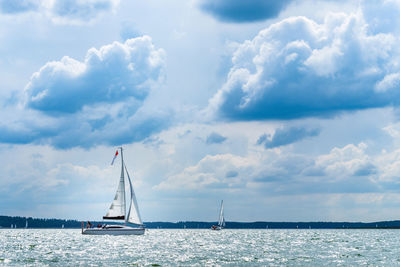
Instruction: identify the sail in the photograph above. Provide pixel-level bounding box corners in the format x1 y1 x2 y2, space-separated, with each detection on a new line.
218 200 225 227
103 153 126 220
125 164 143 225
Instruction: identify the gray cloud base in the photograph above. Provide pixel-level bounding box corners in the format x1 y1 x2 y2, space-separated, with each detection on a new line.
257 126 320 149
206 132 227 144
199 0 292 23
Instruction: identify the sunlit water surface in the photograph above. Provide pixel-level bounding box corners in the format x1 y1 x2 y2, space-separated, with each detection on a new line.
1 229 400 266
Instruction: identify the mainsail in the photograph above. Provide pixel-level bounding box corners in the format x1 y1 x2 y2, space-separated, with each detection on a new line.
103 148 126 220
218 200 225 227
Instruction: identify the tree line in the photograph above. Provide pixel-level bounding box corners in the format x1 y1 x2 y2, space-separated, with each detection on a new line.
2 215 400 229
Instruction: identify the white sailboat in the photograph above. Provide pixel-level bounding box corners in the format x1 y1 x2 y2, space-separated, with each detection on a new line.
82 147 145 235
211 200 225 230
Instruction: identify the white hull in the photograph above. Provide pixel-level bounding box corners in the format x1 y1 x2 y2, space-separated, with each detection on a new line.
211 225 222 231
82 225 145 235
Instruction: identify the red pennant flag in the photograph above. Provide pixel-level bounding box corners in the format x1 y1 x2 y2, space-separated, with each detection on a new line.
111 150 118 165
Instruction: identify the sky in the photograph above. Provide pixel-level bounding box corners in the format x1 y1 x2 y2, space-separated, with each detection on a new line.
1 0 400 223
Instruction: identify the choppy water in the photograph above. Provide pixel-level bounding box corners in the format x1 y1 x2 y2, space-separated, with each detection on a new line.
1 229 400 266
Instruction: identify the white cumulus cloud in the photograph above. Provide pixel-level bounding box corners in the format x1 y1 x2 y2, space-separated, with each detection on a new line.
208 4 400 120
25 36 165 114
0 36 170 149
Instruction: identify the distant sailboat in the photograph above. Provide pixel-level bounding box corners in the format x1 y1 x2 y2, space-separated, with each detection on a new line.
211 200 225 230
82 147 145 235
25 220 28 229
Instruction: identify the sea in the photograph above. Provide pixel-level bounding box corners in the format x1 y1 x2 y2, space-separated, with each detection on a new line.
1 229 400 266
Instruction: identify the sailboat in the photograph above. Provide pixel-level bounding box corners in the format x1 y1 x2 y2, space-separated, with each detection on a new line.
82 147 145 235
211 200 225 230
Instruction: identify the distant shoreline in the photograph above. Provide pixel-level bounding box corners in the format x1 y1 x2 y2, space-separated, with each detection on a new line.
3 227 400 230
2 215 400 229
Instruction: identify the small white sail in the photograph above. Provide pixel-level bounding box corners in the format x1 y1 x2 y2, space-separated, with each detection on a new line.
218 200 225 227
125 164 143 225
104 153 126 220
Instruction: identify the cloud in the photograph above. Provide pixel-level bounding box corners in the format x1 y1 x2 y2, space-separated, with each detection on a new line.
25 36 165 114
155 142 381 195
375 148 400 183
198 0 293 23
120 21 141 41
0 0 38 14
50 0 118 23
206 132 227 144
154 154 253 191
0 36 170 149
361 0 400 34
208 7 400 120
313 143 375 180
0 107 172 150
257 126 320 149
225 170 238 178
0 0 118 24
